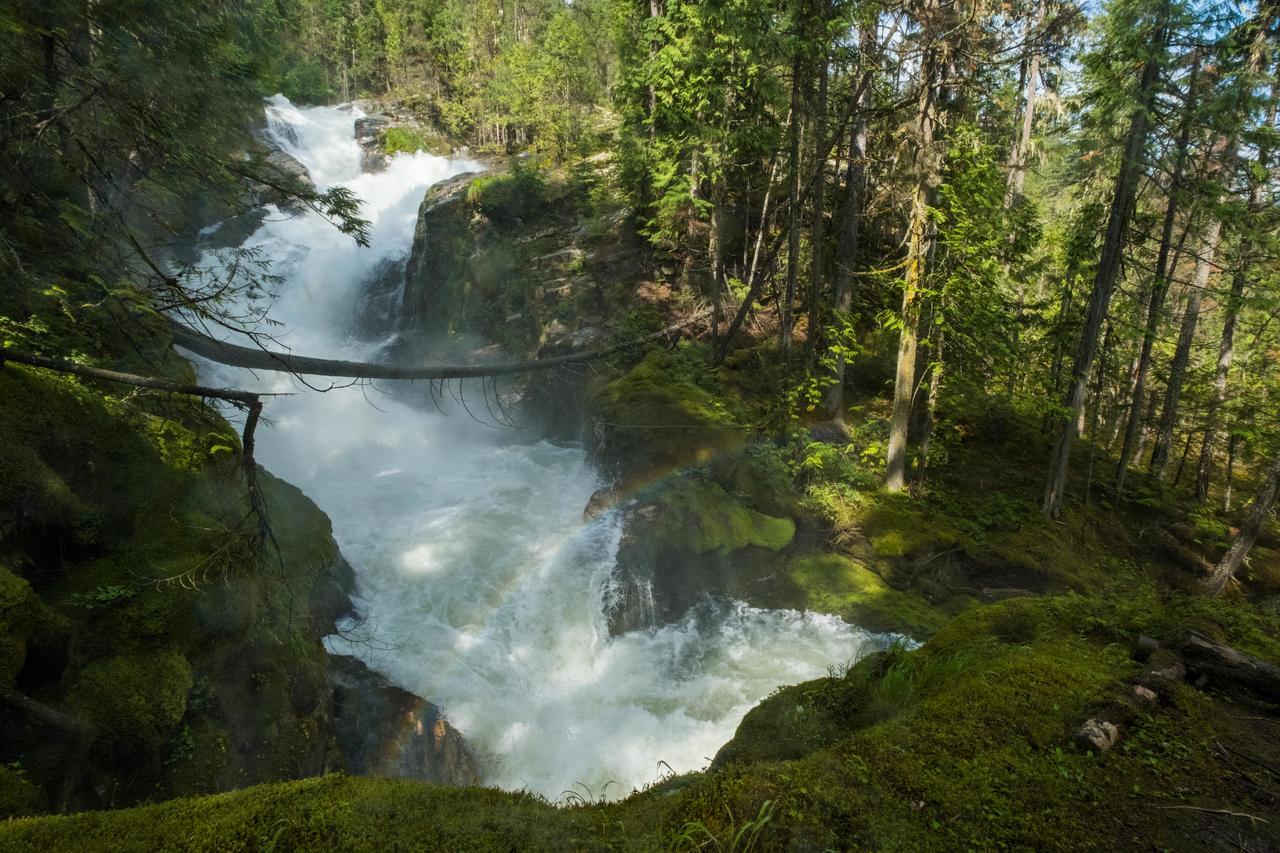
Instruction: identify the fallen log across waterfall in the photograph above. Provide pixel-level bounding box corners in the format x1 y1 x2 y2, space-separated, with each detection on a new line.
170 312 709 380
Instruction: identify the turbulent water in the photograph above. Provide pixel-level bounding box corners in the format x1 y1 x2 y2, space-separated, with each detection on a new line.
189 96 887 799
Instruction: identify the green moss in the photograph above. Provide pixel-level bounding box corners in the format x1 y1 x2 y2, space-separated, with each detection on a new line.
0 775 623 852
0 765 41 819
785 554 955 637
383 126 426 155
649 478 794 554
858 502 960 560
592 348 747 477
0 568 35 685
383 126 450 157
71 650 193 756
0 566 62 686
467 162 547 226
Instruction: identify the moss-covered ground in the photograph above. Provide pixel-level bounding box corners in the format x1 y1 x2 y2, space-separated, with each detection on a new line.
6 584 1279 851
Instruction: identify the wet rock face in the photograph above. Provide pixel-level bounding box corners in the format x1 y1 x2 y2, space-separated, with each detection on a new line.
401 171 483 337
328 655 481 786
603 478 796 636
354 115 390 173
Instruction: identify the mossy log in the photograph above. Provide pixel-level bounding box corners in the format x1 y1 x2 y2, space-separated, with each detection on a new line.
1178 633 1280 703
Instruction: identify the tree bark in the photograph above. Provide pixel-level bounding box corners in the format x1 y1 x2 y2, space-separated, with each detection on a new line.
822 33 874 422
1150 215 1222 481
168 316 707 381
1204 453 1280 595
886 40 938 492
782 50 805 353
1195 262 1244 501
805 52 830 366
1043 11 1167 516
1114 48 1201 493
1196 76 1277 500
1004 0 1044 206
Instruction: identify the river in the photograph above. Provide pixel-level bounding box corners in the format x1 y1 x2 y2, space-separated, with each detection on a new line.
188 96 886 800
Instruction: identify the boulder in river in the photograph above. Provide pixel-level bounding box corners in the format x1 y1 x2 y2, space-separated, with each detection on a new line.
355 115 391 173
329 655 481 786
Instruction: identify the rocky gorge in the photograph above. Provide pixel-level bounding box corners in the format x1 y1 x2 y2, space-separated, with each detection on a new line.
4 98 1280 853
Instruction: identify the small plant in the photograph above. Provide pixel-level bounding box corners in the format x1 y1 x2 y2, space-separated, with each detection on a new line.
671 799 776 852
69 583 136 610
558 780 617 807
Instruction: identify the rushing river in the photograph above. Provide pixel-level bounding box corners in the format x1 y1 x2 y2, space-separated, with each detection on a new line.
188 96 886 799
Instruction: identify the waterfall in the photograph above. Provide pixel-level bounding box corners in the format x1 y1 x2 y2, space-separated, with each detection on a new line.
187 96 887 800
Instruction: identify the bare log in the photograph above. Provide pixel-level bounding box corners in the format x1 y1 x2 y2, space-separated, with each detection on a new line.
170 313 707 380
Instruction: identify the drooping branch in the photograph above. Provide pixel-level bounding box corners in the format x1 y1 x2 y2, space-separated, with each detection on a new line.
0 348 279 404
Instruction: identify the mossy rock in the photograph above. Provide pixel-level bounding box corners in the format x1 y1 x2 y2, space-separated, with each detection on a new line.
381 126 450 157
859 502 961 561
0 567 37 685
645 477 795 555
784 554 957 637
589 349 746 480
71 649 193 760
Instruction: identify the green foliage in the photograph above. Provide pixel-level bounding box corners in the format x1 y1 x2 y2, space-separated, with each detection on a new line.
467 160 548 225
279 60 331 104
0 764 40 819
382 126 427 155
68 585 137 611
672 799 775 852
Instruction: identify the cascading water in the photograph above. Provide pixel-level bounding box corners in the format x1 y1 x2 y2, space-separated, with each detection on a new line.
189 96 890 799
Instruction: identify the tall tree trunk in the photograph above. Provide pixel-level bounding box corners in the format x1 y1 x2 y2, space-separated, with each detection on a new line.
1150 215 1222 481
821 32 874 421
1043 11 1167 516
916 319 945 483
1005 0 1044 206
708 182 725 345
886 42 938 492
1224 433 1238 511
805 51 830 366
1114 48 1202 493
1196 262 1244 501
1196 76 1277 500
1084 321 1115 504
781 51 804 352
1204 453 1280 595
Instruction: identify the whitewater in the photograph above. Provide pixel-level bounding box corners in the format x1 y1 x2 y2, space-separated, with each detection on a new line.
187 95 887 799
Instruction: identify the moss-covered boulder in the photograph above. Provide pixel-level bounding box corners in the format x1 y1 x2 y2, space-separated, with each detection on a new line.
0 361 362 812
0 765 40 819
587 348 747 482
71 650 193 762
780 554 958 637
0 566 62 687
608 477 795 633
